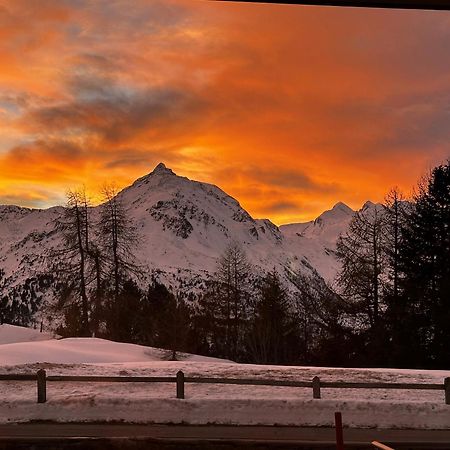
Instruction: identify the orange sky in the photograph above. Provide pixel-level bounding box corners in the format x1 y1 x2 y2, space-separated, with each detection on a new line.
0 0 449 224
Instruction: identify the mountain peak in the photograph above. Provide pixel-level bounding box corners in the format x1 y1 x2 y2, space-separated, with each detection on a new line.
332 202 353 214
129 162 177 188
152 162 175 176
361 200 375 210
313 201 353 225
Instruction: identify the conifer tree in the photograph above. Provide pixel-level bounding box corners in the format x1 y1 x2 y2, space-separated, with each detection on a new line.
193 243 252 361
336 203 388 363
396 162 450 368
98 184 139 302
336 204 386 330
140 281 190 355
52 188 92 336
248 270 295 364
192 283 223 356
215 242 252 360
104 279 143 342
383 188 408 301
382 187 408 364
289 270 353 366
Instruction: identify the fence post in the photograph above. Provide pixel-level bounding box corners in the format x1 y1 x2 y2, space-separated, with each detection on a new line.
176 370 185 399
335 411 344 450
37 369 46 403
312 376 321 399
445 378 450 405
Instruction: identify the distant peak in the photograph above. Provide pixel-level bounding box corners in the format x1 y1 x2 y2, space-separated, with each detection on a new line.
332 202 353 214
362 200 375 210
152 162 175 176
130 162 177 188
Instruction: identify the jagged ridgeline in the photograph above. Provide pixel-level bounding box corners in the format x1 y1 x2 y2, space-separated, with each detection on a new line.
0 163 363 327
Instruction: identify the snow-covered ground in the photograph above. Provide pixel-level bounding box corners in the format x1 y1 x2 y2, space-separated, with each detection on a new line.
0 323 57 345
0 325 448 429
0 324 229 365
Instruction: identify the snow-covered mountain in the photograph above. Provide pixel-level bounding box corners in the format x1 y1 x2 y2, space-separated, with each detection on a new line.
0 162 377 324
118 163 284 278
280 201 355 282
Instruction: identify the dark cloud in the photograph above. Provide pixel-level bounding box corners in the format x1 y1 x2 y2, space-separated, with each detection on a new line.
292 88 450 163
22 77 206 144
74 53 118 70
221 165 342 194
62 0 192 45
7 139 84 162
381 94 450 150
258 201 301 214
0 93 31 111
103 154 152 170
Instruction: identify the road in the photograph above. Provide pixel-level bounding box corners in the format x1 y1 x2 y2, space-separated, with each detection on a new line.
0 424 449 449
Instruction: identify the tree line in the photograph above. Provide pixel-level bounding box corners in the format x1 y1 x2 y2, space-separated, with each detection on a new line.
49 184 139 338
335 161 450 369
48 161 450 369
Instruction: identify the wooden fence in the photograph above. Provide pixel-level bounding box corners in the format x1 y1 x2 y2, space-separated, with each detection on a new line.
1 370 449 404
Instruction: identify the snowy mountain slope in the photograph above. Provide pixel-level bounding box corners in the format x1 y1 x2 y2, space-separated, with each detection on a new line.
280 202 355 283
281 202 354 244
0 162 379 324
0 205 63 280
0 205 63 323
280 200 386 283
118 163 284 278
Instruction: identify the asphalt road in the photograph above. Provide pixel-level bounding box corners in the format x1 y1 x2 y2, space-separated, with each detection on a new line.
0 424 449 449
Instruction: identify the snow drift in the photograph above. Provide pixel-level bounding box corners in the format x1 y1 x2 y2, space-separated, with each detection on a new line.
0 323 57 345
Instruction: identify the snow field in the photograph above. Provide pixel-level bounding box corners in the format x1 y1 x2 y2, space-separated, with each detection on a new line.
0 337 229 365
0 323 57 345
0 325 448 429
1 360 449 429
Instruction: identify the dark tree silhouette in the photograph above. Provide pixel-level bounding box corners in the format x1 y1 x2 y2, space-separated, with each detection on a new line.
248 270 297 364
52 188 93 336
396 162 450 368
98 183 140 300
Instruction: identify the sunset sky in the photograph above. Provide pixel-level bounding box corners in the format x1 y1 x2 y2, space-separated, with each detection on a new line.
0 0 449 224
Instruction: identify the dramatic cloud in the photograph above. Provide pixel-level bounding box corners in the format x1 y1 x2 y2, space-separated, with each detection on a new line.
0 0 449 223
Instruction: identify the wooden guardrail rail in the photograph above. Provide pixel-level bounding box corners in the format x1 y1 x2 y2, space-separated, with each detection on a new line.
1 370 449 404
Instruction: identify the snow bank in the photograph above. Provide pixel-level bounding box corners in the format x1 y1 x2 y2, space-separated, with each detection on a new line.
0 336 230 365
0 324 57 345
2 397 449 430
